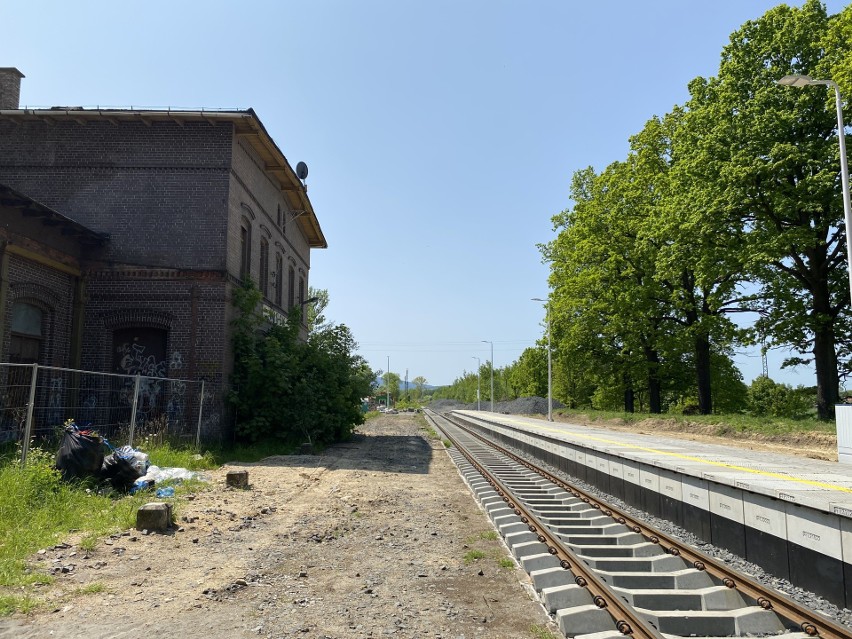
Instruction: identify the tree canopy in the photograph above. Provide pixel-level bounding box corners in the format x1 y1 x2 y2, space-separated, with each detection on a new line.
229 280 374 445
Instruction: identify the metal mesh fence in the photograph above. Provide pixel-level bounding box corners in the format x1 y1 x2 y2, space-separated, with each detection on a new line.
0 363 205 464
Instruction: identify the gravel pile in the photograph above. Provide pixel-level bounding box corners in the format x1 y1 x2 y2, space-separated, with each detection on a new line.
428 399 473 412
495 396 564 415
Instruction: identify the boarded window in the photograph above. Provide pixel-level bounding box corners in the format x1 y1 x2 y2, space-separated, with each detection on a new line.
112 328 168 378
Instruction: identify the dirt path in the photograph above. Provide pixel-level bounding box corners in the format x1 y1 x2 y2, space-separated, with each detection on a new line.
0 414 555 639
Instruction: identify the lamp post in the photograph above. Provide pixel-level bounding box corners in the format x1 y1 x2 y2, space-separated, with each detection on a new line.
532 298 553 422
481 340 494 412
386 355 390 410
472 356 481 411
776 74 852 306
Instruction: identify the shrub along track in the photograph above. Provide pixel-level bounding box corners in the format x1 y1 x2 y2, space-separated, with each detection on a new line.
426 409 852 639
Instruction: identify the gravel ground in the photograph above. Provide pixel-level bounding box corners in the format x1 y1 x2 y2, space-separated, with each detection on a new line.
0 414 556 639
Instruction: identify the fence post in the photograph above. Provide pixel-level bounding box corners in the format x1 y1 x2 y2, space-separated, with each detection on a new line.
195 380 205 449
20 363 38 466
128 373 141 447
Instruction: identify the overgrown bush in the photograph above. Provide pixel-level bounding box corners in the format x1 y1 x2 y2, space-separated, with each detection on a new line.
229 280 374 446
747 376 813 418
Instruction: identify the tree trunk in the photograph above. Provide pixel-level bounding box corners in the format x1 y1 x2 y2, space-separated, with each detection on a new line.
695 333 712 415
813 324 838 420
624 388 635 413
644 346 662 414
810 274 839 420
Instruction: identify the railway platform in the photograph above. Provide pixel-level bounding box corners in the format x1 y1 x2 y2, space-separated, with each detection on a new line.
451 410 852 610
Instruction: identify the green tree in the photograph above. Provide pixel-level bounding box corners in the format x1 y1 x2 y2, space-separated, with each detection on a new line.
678 0 852 418
412 376 428 400
748 376 812 418
380 372 401 404
229 280 373 445
306 286 330 333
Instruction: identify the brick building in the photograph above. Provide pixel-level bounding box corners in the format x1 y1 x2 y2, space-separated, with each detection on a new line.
0 68 326 440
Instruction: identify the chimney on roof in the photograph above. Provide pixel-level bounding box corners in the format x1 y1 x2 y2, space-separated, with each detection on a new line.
0 68 24 110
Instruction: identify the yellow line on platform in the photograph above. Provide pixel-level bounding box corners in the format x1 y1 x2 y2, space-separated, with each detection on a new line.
492 416 852 495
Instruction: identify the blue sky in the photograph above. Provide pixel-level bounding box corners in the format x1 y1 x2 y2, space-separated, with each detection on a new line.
3 1 848 387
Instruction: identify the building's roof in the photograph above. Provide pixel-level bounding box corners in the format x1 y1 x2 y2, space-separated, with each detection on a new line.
0 107 327 249
0 183 109 246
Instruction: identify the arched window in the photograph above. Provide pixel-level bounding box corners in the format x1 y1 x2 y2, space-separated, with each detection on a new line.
9 302 43 363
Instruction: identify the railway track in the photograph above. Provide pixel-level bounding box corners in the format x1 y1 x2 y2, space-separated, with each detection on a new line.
424 409 852 639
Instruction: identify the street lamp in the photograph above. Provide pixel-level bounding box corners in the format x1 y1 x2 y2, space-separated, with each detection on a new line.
481 340 494 412
776 74 852 306
471 356 481 411
532 298 553 422
386 355 390 410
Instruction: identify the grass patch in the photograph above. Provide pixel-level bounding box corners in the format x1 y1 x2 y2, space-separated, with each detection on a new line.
0 594 38 616
422 427 439 440
465 530 498 543
442 440 452 448
555 407 835 437
530 624 558 639
76 582 105 595
463 549 486 564
144 442 218 470
0 437 232 616
497 557 515 569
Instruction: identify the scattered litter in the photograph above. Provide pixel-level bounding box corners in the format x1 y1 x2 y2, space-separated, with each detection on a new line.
53 418 206 494
139 465 200 484
101 452 143 492
55 420 104 481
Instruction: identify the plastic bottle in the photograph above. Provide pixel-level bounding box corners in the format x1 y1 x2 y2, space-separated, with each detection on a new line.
155 486 175 498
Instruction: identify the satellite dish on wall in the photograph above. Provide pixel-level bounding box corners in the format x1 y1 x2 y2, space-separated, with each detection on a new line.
296 161 309 181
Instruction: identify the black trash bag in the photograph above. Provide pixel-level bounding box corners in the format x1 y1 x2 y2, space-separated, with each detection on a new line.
101 453 143 492
55 428 104 481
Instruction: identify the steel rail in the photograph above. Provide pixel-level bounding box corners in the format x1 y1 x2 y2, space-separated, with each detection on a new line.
444 411 852 639
429 411 667 639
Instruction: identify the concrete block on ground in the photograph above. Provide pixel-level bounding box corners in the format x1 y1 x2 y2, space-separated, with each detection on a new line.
226 469 249 489
136 502 172 532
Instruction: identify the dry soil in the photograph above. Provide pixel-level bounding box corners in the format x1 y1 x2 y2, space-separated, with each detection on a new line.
0 413 556 639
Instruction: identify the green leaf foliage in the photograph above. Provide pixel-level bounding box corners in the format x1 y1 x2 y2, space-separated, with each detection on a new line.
229 280 373 446
531 1 852 419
